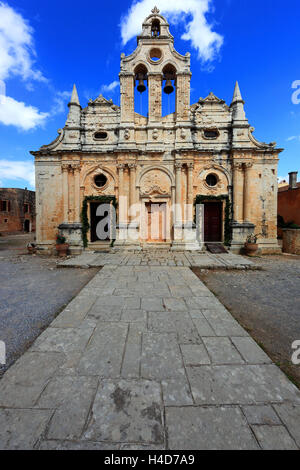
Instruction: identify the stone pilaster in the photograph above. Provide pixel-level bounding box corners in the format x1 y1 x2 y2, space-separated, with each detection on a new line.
233 162 244 223
148 73 162 122
175 162 182 225
120 73 134 123
243 162 253 223
73 164 81 223
62 164 69 223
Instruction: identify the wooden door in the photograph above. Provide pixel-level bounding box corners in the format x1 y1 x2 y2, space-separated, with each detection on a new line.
204 202 222 242
146 203 166 242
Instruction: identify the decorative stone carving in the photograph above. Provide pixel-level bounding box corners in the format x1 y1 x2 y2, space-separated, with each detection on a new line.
151 6 160 14
124 129 130 140
152 128 159 140
140 170 171 197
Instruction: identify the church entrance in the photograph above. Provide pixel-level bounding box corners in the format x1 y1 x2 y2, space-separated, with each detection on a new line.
204 202 222 242
145 202 167 242
90 202 111 242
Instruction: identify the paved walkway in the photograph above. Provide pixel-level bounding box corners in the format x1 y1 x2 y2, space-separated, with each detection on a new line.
59 251 258 270
0 264 299 450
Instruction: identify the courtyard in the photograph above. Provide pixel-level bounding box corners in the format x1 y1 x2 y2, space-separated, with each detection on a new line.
0 239 299 450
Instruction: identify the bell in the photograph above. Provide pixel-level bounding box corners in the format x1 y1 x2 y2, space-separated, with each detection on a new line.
164 79 174 95
137 75 146 93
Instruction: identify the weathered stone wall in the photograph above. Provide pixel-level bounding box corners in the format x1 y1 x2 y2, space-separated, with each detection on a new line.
282 229 300 254
0 188 35 234
278 186 300 226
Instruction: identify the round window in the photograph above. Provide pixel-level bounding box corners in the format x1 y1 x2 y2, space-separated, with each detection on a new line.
206 174 218 187
94 131 108 140
149 48 162 62
94 174 108 188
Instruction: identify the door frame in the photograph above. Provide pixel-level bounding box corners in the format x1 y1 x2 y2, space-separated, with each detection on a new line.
88 200 114 243
203 200 224 243
141 198 171 243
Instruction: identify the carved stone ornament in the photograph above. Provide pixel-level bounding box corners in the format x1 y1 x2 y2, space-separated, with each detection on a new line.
124 129 130 140
152 128 159 140
151 6 160 14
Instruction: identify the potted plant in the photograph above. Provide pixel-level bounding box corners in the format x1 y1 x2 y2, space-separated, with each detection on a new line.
55 233 69 257
244 233 260 256
27 242 36 254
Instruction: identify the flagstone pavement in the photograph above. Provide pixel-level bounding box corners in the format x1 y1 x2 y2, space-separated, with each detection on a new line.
0 262 300 450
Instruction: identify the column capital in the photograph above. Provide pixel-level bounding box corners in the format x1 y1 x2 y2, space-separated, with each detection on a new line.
61 163 69 172
244 162 253 169
72 163 81 172
128 163 137 170
117 163 125 170
187 162 194 170
175 162 183 170
232 162 243 170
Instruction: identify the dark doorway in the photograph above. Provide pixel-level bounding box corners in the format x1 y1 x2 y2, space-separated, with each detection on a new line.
24 219 30 233
204 202 222 242
90 202 111 242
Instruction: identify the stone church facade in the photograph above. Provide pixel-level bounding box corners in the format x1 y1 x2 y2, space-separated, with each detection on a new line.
32 7 282 254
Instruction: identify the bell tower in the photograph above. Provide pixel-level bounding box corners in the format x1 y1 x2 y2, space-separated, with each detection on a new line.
119 7 192 128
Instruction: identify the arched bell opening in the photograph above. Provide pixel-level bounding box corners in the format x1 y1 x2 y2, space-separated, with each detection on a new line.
151 19 161 38
134 64 149 117
162 64 176 117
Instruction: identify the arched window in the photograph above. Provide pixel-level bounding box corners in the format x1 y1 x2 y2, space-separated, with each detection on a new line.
162 64 176 116
151 19 160 37
134 64 148 116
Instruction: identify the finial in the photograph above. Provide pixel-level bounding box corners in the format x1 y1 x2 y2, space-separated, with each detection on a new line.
151 6 160 14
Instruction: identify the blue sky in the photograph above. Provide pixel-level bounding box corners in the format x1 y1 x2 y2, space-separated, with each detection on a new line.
0 0 300 189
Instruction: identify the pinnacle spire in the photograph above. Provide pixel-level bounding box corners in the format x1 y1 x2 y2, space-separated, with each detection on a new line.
69 84 80 107
231 81 244 105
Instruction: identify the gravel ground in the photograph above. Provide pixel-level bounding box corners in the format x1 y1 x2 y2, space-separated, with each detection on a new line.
0 234 98 376
193 255 300 388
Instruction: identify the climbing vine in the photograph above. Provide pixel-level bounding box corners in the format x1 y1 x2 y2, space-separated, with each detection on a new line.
81 195 117 248
194 194 232 246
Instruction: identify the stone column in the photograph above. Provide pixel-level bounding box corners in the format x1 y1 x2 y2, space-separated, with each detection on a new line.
187 163 194 222
129 163 137 221
233 162 244 223
62 164 69 223
117 164 126 224
243 163 253 223
148 73 162 122
175 162 182 224
73 164 81 223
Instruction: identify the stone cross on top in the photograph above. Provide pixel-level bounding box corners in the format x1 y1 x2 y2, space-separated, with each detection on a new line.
151 6 160 14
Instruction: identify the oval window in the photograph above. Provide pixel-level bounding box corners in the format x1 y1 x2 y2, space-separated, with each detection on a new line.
94 131 108 140
204 129 219 139
94 174 108 188
206 174 218 187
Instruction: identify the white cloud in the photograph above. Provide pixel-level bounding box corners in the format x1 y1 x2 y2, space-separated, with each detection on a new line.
0 94 48 131
287 136 300 142
50 90 71 115
120 0 223 63
0 159 35 188
0 2 46 83
0 3 50 131
101 81 120 94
